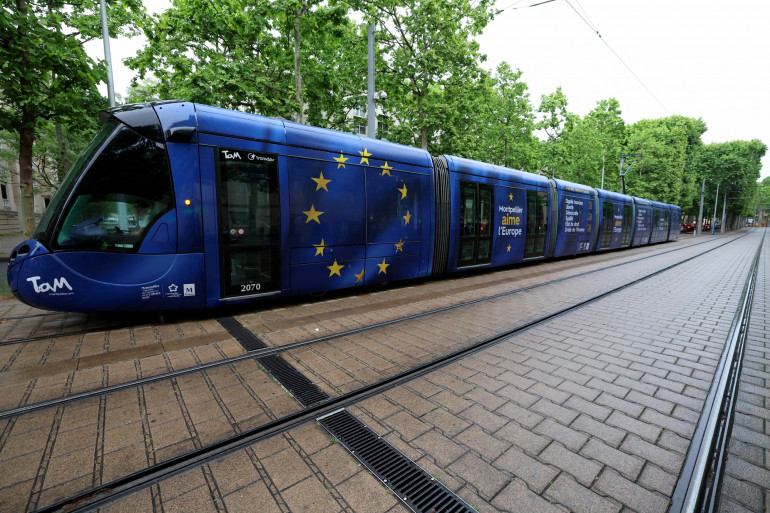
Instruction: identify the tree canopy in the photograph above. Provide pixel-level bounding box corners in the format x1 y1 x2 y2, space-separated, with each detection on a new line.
1 0 767 236
1 0 143 235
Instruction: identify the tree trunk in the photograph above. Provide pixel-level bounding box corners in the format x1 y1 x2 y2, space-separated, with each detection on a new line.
19 108 36 237
17 0 36 237
55 122 71 184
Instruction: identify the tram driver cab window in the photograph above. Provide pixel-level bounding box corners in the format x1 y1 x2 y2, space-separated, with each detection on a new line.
54 125 174 252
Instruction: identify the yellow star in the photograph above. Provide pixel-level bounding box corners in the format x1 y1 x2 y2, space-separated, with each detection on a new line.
333 152 348 168
380 161 393 176
313 238 326 256
397 184 407 199
377 258 390 275
403 210 412 225
355 269 365 284
327 260 344 277
303 204 324 224
509 193 514 201
507 244 512 252
359 148 372 165
394 239 404 253
312 172 331 191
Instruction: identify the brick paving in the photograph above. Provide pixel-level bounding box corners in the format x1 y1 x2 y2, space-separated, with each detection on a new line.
275 236 741 401
0 231 760 512
719 230 770 513
343 231 761 512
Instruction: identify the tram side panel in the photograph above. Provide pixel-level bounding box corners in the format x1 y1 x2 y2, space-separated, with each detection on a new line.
631 198 653 247
442 155 552 274
284 124 367 296
594 190 634 252
649 201 671 244
668 205 682 241
359 137 434 285
551 179 597 258
283 122 434 296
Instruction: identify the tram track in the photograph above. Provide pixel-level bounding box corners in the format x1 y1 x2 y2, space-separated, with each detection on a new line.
13 231 758 513
0 233 730 348
0 233 744 419
670 229 765 513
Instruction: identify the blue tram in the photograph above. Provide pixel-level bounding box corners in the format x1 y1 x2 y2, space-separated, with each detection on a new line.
7 102 681 313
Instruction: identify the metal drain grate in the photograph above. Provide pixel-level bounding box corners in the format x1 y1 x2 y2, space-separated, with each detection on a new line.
217 316 268 351
319 409 474 513
258 353 330 406
217 317 329 406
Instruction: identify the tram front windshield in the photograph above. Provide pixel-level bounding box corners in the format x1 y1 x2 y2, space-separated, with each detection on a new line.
37 120 174 252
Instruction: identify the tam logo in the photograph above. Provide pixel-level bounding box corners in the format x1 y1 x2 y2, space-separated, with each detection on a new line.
27 276 73 293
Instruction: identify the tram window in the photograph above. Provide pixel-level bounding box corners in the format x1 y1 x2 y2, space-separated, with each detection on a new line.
652 209 661 240
524 190 547 258
620 205 633 246
458 182 493 266
599 203 613 249
460 184 476 236
55 126 173 251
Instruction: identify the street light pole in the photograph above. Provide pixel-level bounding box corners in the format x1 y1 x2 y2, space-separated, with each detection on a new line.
367 22 376 139
99 0 115 107
697 178 705 236
721 190 727 233
711 182 719 235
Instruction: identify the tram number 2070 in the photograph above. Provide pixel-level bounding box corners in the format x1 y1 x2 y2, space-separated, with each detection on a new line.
241 283 262 293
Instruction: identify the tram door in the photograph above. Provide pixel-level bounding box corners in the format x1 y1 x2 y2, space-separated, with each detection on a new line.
217 148 281 298
458 181 493 267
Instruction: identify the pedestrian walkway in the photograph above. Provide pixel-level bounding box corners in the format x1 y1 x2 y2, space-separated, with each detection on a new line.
0 233 25 259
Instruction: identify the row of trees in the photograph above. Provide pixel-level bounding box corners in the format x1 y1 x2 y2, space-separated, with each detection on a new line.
1 0 766 236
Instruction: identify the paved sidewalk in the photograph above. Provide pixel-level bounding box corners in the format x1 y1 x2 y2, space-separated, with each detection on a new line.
0 233 25 259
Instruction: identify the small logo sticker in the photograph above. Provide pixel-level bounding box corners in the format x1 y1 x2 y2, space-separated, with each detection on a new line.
184 284 196 296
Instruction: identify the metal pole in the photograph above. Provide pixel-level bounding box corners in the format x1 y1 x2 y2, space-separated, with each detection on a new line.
100 0 115 107
721 190 727 233
697 178 705 236
711 182 719 235
367 22 376 139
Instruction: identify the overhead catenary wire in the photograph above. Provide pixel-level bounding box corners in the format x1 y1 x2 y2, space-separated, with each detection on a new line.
496 0 556 15
563 0 670 114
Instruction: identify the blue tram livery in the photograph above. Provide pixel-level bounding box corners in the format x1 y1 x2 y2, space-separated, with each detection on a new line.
8 102 682 313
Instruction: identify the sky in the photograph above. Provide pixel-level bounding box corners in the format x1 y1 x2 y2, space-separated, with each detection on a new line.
87 0 770 179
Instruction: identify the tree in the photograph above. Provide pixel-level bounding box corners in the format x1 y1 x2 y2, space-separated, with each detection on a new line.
127 0 362 127
353 0 496 151
690 140 766 223
1 0 142 236
536 87 575 178
477 63 538 171
623 116 707 205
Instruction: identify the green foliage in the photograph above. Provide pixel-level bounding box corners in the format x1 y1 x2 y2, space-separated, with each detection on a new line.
474 63 539 171
623 116 707 205
2 0 764 239
1 0 142 235
691 139 766 216
353 0 496 150
126 0 363 125
536 87 575 177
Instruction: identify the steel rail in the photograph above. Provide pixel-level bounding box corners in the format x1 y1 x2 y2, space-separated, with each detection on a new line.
0 232 735 346
669 229 764 513
0 234 743 421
